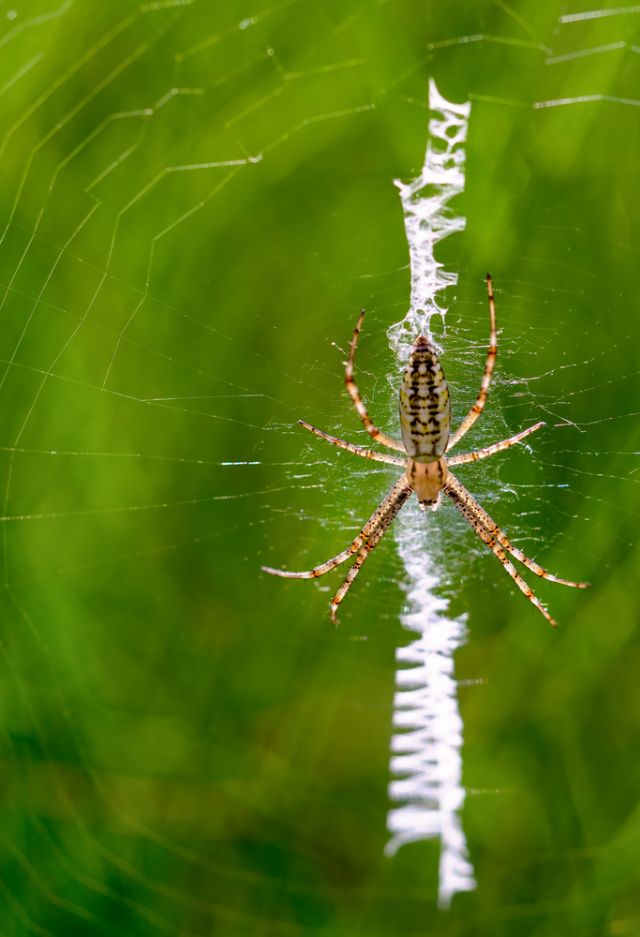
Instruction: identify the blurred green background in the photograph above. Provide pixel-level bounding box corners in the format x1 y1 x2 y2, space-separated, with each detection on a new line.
1 1 639 935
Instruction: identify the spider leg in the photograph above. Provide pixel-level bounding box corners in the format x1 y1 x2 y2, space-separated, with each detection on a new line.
447 274 497 451
330 481 412 622
262 544 368 580
446 473 589 589
447 421 545 466
330 547 370 623
299 420 407 467
444 471 558 627
262 476 411 581
345 310 406 452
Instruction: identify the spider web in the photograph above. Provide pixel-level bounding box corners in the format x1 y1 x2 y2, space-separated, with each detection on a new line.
384 81 475 908
1 2 639 936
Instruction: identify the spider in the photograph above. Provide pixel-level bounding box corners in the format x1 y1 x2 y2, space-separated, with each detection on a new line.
263 275 589 625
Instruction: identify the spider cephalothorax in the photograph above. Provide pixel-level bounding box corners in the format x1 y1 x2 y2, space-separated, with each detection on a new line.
263 276 589 625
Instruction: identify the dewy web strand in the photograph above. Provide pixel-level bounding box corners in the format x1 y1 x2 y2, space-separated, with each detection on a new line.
385 79 475 908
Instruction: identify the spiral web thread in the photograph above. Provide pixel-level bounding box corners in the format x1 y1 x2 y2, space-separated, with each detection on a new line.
385 79 475 908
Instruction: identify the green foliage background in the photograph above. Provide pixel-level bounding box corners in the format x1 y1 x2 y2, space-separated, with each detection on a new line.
1 2 639 935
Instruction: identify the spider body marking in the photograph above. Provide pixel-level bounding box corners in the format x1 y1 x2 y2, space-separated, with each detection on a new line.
399 334 451 459
262 275 590 626
399 334 451 509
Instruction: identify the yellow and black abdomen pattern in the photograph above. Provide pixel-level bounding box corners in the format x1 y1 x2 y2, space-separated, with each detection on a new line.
399 336 451 460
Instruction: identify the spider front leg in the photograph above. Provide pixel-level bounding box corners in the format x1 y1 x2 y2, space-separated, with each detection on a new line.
447 274 497 451
262 475 411 584
330 481 412 622
444 472 559 627
330 547 370 623
345 310 406 453
446 473 589 590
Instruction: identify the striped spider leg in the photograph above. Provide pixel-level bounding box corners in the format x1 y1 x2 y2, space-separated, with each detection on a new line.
263 275 589 624
444 473 588 628
344 308 407 452
262 475 412 623
446 271 497 451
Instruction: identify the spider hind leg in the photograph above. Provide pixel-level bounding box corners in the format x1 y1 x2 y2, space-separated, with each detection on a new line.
344 310 406 452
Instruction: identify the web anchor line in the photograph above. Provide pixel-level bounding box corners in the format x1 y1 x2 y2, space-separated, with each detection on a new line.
385 79 476 908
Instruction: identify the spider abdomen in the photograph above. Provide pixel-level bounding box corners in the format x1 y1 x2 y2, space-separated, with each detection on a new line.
399 336 451 460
